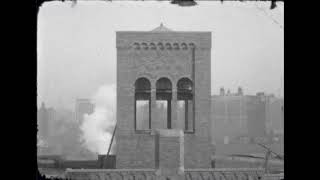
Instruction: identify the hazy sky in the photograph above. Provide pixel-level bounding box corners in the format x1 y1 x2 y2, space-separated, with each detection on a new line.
37 1 284 110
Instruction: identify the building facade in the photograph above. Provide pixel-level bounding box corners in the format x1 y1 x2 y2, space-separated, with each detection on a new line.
211 94 248 144
116 24 214 169
37 102 56 140
211 90 283 144
265 96 284 135
246 95 267 138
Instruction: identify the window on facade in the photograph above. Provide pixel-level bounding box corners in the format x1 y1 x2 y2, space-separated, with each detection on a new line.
135 78 151 131
156 78 172 129
177 78 194 132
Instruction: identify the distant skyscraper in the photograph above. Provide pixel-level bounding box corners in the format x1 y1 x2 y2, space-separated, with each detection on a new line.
75 98 94 124
37 102 56 140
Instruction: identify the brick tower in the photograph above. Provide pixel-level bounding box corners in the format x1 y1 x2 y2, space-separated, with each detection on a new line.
116 24 214 170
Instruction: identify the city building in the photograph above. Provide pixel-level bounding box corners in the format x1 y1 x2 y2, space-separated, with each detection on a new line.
211 90 247 144
246 94 267 138
75 98 94 124
37 102 56 141
265 96 284 135
211 89 284 144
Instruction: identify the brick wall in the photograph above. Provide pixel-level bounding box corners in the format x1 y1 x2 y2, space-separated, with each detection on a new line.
116 31 214 169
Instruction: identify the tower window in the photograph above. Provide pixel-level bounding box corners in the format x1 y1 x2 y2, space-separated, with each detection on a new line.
135 78 151 131
156 78 172 129
177 78 194 132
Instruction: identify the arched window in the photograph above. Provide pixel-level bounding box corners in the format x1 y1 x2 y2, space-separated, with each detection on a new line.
173 43 180 50
141 43 148 50
150 43 156 50
177 78 194 132
156 78 172 129
165 43 172 50
181 43 188 50
135 78 151 131
133 42 140 50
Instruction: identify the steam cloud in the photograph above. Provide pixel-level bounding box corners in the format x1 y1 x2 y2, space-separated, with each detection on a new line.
80 84 117 155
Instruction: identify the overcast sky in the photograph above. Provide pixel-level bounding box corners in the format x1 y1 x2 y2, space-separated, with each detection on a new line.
37 1 284 110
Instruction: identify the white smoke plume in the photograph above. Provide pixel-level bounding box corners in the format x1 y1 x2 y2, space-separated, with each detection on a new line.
80 84 117 155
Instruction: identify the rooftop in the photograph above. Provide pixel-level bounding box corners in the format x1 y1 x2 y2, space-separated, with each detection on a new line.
151 23 172 32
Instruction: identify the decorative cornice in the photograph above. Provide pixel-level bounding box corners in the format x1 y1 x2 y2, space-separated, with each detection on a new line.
132 42 196 50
